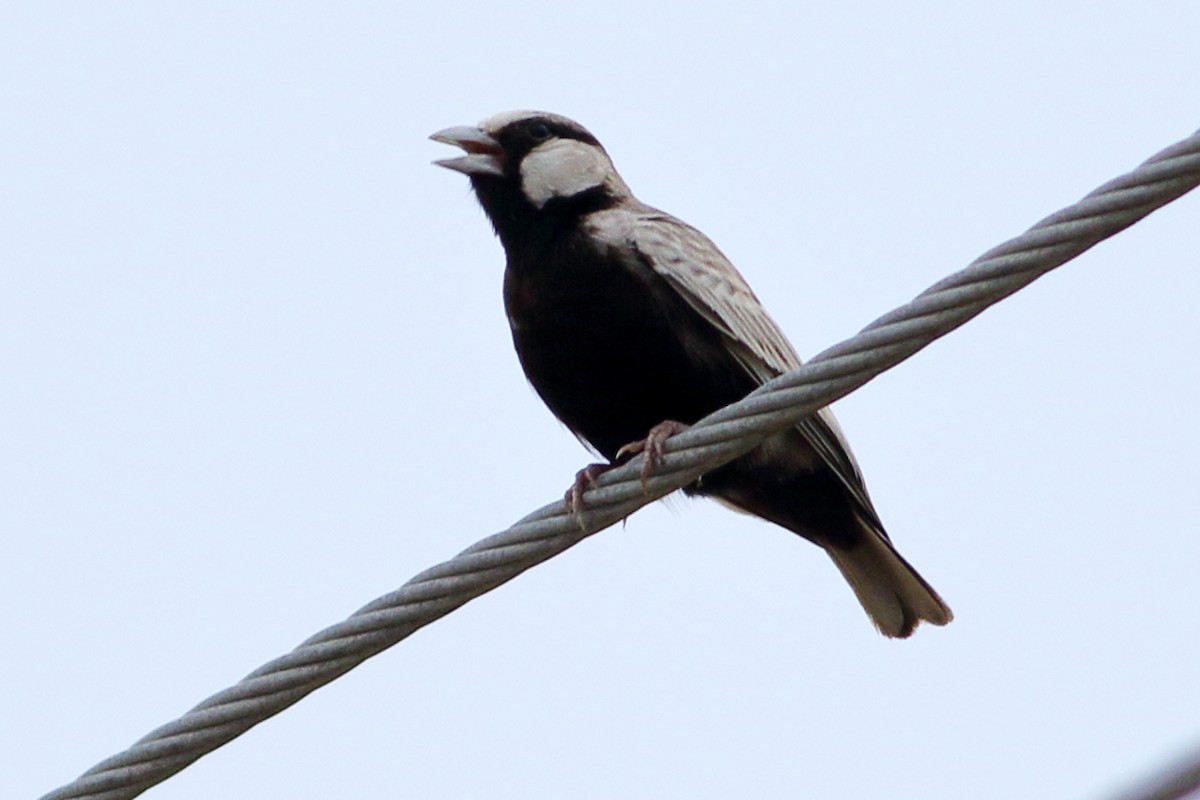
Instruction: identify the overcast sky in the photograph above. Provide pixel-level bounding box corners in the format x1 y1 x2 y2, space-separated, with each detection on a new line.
4 4 1200 799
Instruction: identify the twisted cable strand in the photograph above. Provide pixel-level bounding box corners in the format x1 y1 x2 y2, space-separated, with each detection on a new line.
1106 744 1200 800
40 129 1200 800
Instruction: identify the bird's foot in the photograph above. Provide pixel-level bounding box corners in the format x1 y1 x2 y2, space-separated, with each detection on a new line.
565 462 616 521
615 420 689 492
563 420 689 524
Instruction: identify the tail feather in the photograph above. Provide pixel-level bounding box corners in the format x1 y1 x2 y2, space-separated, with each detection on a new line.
825 523 953 638
703 467 952 637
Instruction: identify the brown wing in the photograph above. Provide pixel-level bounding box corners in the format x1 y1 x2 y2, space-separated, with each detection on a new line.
590 205 886 531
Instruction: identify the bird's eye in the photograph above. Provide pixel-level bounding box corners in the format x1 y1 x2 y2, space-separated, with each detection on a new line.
529 122 551 141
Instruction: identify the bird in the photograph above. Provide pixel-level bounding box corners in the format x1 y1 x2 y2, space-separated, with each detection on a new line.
431 110 952 638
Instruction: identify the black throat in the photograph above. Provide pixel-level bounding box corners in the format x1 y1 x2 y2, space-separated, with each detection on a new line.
476 179 618 256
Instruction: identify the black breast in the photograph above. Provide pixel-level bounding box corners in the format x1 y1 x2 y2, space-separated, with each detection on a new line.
504 223 757 460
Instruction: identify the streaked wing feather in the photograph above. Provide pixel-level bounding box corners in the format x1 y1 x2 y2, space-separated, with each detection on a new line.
613 207 885 530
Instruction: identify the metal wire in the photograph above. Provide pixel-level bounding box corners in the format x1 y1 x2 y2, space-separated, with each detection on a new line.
39 128 1200 800
1106 744 1200 800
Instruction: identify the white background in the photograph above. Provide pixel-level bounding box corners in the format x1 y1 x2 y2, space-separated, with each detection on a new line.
4 4 1199 799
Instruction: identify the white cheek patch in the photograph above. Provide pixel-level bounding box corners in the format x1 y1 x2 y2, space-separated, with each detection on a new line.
520 139 609 209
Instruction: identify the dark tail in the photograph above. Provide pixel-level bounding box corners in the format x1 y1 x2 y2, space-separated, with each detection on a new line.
824 515 953 638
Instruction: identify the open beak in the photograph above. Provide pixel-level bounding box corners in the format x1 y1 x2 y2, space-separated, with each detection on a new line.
430 126 505 177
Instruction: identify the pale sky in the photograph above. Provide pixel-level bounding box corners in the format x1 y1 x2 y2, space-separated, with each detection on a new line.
4 4 1200 799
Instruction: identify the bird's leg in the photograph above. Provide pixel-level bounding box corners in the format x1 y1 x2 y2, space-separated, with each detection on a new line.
565 462 615 519
564 420 689 521
615 419 689 491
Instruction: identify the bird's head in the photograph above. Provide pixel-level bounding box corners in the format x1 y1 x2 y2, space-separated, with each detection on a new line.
431 111 632 244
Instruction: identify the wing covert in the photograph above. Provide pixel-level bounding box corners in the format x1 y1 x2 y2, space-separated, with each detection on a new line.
597 206 886 531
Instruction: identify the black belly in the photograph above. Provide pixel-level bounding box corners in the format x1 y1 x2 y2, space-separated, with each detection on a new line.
505 242 756 460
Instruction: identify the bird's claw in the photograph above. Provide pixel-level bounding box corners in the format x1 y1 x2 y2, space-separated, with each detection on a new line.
563 420 689 527
565 462 614 524
614 420 689 492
